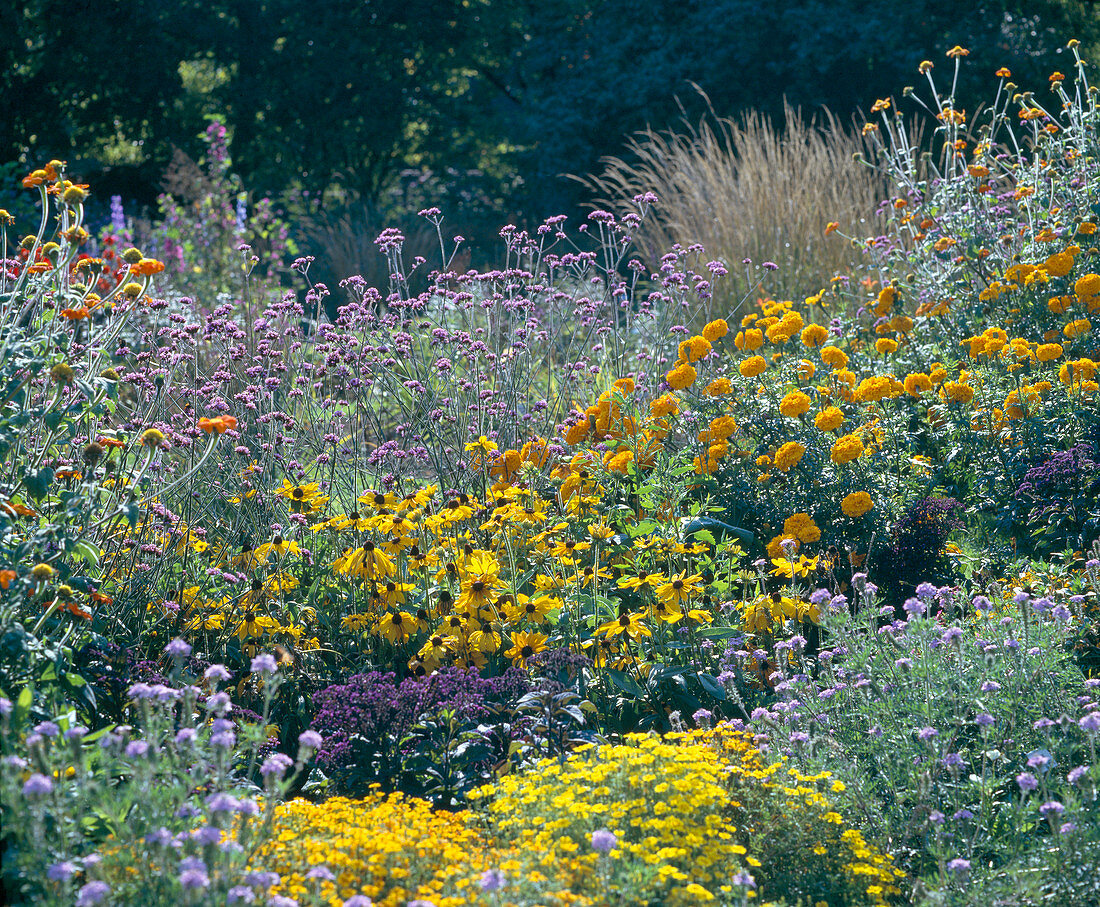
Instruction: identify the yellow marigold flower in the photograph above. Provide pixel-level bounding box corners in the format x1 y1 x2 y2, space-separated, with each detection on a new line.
735 328 765 351
709 415 737 439
666 362 697 390
774 441 806 472
1064 318 1091 339
820 345 848 370
650 393 679 418
679 336 712 363
779 390 812 418
831 433 864 464
814 406 845 432
704 377 732 397
841 491 873 518
800 323 829 348
1036 342 1064 362
1044 251 1075 277
783 512 821 544
701 318 728 342
739 355 766 378
766 311 804 344
943 380 975 404
1059 358 1097 385
606 448 634 473
564 418 588 446
903 373 932 396
875 337 899 355
1074 273 1100 298
854 375 902 403
946 45 969 57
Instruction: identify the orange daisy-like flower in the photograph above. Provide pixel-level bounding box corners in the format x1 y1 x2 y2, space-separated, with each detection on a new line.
131 258 165 277
22 170 48 189
199 415 238 434
946 45 969 58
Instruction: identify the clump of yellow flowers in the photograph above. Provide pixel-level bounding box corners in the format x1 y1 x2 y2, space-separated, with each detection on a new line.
252 728 903 906
253 791 493 907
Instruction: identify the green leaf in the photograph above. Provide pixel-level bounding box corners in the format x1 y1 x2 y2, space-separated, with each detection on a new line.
70 540 100 567
605 669 646 698
23 467 54 501
15 684 33 723
697 672 727 701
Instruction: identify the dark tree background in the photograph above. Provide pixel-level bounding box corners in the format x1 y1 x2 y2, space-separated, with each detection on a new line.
3 0 1098 233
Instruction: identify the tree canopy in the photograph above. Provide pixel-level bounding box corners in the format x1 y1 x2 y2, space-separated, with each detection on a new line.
3 0 1098 223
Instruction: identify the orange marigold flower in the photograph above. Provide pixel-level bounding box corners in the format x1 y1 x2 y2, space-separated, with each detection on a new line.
995 67 1012 78
824 221 839 236
946 45 969 58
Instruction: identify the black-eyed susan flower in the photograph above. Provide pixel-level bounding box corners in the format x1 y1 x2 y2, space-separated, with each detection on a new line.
376 610 415 644
597 611 652 640
505 630 549 667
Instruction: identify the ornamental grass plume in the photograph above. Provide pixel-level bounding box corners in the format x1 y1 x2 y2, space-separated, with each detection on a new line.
581 101 887 325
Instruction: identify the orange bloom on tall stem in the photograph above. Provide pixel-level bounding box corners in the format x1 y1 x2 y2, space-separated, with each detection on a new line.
199 415 238 434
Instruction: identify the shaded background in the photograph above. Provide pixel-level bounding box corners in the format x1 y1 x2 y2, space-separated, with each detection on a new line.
3 0 1098 268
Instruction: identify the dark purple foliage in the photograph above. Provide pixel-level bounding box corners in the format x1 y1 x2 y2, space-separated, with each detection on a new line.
310 667 529 770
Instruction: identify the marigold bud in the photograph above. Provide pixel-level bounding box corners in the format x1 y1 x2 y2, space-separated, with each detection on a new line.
140 428 167 449
50 363 75 384
31 563 54 581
